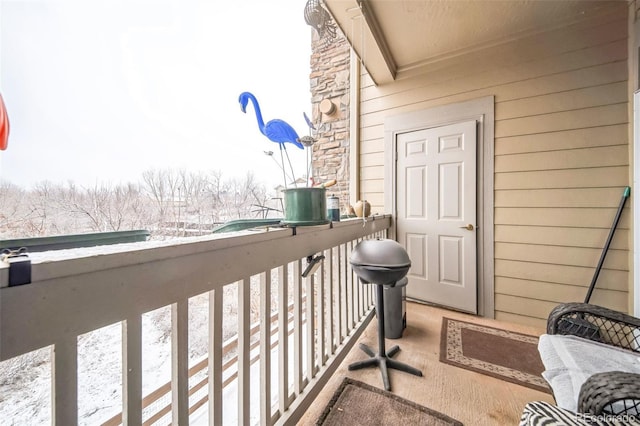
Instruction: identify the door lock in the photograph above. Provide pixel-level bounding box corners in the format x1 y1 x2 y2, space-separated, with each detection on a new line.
459 224 474 231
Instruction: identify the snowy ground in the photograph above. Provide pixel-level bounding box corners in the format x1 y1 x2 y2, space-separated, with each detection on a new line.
0 292 233 425
0 276 296 425
0 307 177 425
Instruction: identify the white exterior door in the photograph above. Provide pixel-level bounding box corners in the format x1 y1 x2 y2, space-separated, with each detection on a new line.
396 120 477 313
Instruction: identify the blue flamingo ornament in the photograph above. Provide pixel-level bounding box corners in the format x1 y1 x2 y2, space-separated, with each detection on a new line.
239 91 303 188
239 92 304 149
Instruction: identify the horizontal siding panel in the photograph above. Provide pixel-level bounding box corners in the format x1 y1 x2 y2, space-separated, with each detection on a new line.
495 225 628 250
360 179 382 195
495 80 627 120
495 294 561 321
363 60 627 128
360 77 375 91
360 138 384 154
494 311 546 330
494 207 630 229
365 193 384 213
495 61 627 103
495 103 627 138
495 277 629 307
363 58 627 130
495 259 628 291
360 151 384 167
495 124 627 155
495 145 628 173
495 167 628 190
495 187 629 208
495 243 628 270
360 165 384 181
361 123 384 142
363 92 491 129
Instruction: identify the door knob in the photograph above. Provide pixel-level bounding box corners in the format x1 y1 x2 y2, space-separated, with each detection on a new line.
459 224 474 231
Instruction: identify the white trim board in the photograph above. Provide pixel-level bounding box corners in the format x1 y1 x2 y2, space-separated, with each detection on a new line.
633 90 640 317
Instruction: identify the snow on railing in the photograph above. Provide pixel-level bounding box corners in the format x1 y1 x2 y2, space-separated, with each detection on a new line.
0 215 391 425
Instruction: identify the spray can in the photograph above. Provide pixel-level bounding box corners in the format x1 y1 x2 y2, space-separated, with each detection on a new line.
327 195 340 222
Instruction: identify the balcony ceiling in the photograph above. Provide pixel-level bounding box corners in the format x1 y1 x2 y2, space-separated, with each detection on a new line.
323 0 627 84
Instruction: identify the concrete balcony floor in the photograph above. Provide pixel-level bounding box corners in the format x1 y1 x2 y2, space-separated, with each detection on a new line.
298 302 555 425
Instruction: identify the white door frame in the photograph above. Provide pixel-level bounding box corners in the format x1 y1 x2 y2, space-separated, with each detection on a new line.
633 91 640 317
384 96 495 318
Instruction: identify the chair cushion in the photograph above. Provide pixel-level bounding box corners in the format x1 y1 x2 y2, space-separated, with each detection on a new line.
538 334 640 413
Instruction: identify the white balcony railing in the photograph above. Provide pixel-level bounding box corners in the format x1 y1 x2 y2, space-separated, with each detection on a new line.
0 215 391 425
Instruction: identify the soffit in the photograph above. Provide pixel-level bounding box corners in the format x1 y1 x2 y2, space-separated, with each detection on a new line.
323 0 628 85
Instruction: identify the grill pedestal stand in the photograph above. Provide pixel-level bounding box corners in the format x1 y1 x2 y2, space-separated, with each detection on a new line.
348 282 422 391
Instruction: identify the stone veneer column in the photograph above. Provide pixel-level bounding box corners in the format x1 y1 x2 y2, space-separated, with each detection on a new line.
309 28 351 212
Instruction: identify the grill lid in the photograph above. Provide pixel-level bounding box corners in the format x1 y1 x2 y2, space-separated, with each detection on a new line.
349 238 411 269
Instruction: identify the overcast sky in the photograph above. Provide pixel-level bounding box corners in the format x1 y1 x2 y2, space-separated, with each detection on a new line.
0 0 313 189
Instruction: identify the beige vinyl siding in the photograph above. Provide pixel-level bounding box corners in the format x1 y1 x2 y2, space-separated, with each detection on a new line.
357 9 629 326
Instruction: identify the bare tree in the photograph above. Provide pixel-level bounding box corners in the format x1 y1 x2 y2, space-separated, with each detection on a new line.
0 181 30 238
221 172 266 219
103 183 148 231
0 168 276 240
203 170 225 225
141 169 170 228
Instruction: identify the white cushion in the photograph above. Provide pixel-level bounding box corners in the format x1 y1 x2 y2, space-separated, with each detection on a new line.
538 334 640 412
520 401 590 425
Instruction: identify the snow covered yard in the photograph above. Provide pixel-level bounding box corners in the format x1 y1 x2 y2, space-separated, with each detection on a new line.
0 290 244 425
0 251 286 426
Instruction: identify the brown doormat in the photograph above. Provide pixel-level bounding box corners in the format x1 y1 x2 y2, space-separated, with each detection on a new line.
316 377 463 425
440 317 551 394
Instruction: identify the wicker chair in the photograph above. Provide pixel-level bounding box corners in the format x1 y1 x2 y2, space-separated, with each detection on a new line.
546 302 640 417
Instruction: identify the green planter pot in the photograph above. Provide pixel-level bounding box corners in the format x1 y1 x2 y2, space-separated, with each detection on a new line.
282 187 329 226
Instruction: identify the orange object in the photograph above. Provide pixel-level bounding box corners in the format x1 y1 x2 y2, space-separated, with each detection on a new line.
0 94 9 151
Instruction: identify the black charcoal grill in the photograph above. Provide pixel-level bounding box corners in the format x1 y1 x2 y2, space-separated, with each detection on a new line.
348 238 422 391
350 238 411 285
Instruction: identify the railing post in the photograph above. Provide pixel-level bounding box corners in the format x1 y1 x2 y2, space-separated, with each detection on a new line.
338 243 345 344
305 272 315 382
348 240 355 331
277 264 290 414
318 254 326 364
172 299 189 425
342 242 350 338
259 271 271 426
327 247 335 355
238 278 251 426
52 336 78 426
122 316 142 425
208 288 223 426
293 259 303 395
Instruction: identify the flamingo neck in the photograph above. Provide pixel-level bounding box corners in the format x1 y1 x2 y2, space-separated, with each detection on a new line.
245 93 266 136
